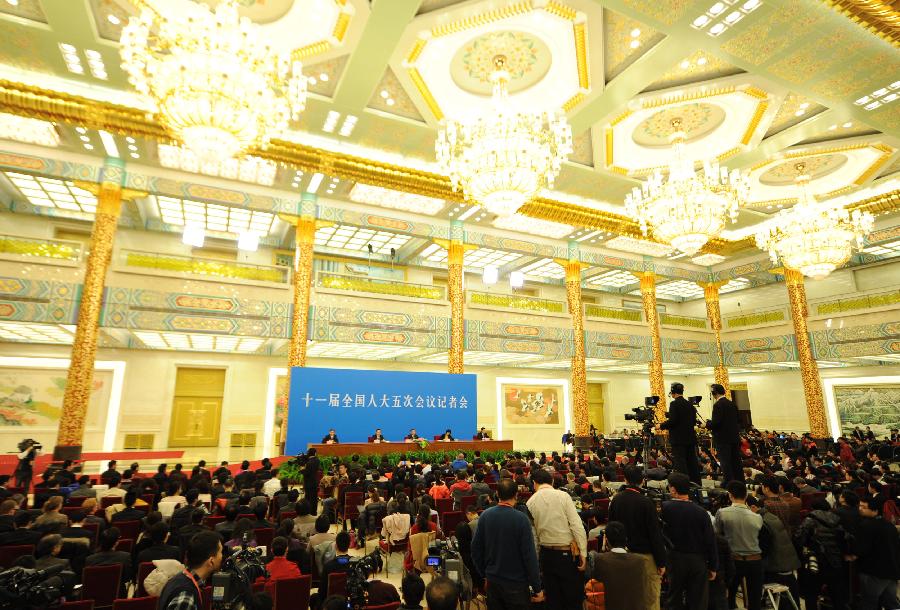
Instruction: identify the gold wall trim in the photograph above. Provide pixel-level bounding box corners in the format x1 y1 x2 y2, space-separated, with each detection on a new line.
854 145 894 185
848 188 900 214
562 92 586 112
820 0 900 48
573 21 590 91
430 1 534 37
406 38 427 64
741 101 769 145
407 67 444 120
545 1 579 20
604 127 614 167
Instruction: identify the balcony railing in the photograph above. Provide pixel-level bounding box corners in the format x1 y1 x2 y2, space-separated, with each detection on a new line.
122 250 289 283
316 272 445 300
584 304 642 322
814 288 900 315
0 235 82 261
468 291 565 314
725 309 787 328
660 313 707 329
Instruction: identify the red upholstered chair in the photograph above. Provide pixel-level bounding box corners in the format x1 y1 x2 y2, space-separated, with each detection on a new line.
203 515 225 529
114 538 133 553
384 536 408 576
62 506 85 518
593 498 611 524
588 537 600 553
60 601 94 610
433 436 442 441
112 597 158 610
442 511 465 536
365 604 401 610
343 491 364 530
141 494 155 508
367 436 375 443
278 511 296 523
101 496 123 510
328 572 348 598
114 520 141 541
0 544 34 568
517 491 532 503
135 562 155 598
269 575 311 610
435 497 453 518
81 563 123 609
81 522 100 547
254 527 274 549
66 496 87 507
459 495 477 513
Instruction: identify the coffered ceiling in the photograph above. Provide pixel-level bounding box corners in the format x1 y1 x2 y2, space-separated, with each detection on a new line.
0 0 898 275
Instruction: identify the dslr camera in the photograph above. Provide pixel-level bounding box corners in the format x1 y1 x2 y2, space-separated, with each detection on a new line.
625 396 660 424
16 439 41 452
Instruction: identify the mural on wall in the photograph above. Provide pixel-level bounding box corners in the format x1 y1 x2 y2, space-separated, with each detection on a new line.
502 383 561 425
274 374 288 444
0 368 110 427
834 385 900 438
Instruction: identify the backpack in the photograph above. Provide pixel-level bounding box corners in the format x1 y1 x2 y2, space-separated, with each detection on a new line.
808 513 846 570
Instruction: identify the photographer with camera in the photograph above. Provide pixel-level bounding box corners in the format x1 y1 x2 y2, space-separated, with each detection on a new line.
158 530 222 610
659 383 701 484
706 383 743 484
14 439 41 492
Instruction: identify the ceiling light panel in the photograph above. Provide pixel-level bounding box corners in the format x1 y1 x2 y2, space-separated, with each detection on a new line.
854 80 900 111
348 183 445 216
0 322 77 344
0 113 59 147
5 172 97 213
519 258 566 280
720 277 751 293
604 236 674 257
586 269 637 288
425 246 522 270
314 224 410 255
492 215 573 239
691 253 726 266
528 358 619 369
862 239 900 257
158 144 276 186
133 331 265 353
154 196 275 236
419 351 544 366
691 0 762 36
656 280 705 299
306 342 421 360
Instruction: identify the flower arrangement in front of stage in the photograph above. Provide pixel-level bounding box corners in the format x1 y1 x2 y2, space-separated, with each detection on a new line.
416 438 430 450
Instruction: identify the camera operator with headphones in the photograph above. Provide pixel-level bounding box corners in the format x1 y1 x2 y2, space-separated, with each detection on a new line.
14 439 41 491
659 383 701 484
706 383 743 484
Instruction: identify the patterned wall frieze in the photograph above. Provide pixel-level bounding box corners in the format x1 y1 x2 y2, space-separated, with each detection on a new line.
585 330 653 362
315 207 446 239
724 334 798 365
310 305 450 348
0 150 101 183
0 276 78 324
465 320 572 359
101 286 290 337
662 337 717 366
811 321 900 360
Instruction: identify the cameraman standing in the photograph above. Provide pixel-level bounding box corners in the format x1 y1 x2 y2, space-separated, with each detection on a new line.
14 439 41 491
659 383 700 484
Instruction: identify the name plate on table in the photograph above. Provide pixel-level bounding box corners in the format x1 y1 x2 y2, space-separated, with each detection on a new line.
285 367 477 455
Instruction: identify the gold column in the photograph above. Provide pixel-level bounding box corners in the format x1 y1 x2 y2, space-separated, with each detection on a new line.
703 282 731 398
784 268 829 437
279 196 319 450
447 239 465 374
56 159 126 460
561 258 589 436
637 272 666 419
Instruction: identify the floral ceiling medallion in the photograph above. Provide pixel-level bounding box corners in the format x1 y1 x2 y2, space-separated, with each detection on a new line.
450 31 552 96
758 154 848 186
632 103 726 147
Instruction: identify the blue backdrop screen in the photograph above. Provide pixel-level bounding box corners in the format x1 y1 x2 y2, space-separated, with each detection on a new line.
285 367 477 454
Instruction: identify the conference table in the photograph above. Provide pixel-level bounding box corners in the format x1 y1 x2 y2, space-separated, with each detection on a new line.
307 439 513 457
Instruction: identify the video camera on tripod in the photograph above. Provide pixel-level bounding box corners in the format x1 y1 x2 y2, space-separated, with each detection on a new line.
210 534 268 610
624 396 661 430
0 564 73 609
341 549 383 609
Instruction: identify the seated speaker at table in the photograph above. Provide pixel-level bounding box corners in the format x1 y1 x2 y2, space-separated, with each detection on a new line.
370 429 389 443
404 428 420 443
321 429 339 444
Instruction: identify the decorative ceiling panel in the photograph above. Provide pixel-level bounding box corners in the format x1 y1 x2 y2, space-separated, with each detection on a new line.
569 129 594 167
644 50 744 92
603 8 665 83
620 0 698 26
90 0 130 41
0 0 47 23
367 66 426 122
304 54 349 99
764 92 828 138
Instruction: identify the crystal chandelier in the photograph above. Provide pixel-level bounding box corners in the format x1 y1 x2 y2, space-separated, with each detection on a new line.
755 163 874 279
624 118 749 255
120 0 307 163
435 55 573 217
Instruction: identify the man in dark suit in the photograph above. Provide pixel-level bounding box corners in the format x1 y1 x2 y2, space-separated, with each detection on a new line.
660 382 700 484
303 448 321 514
706 383 743 483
